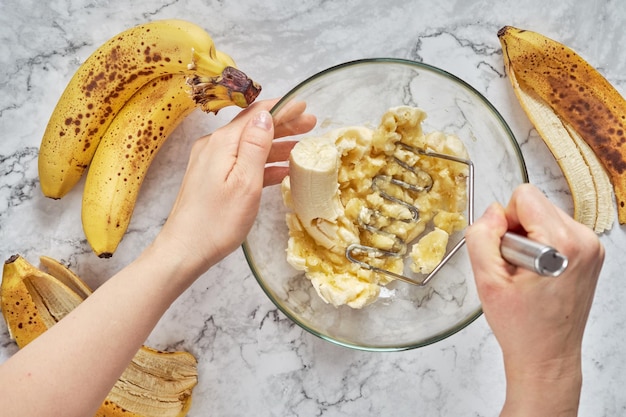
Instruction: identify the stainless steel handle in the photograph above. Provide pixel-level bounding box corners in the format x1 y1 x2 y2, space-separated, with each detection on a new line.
500 232 568 277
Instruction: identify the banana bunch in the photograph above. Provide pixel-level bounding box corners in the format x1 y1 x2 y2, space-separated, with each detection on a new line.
498 25 626 232
38 19 261 257
1 254 198 417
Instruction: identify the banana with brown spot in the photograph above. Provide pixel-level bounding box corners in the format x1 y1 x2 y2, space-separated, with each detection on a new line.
81 73 195 257
39 19 261 199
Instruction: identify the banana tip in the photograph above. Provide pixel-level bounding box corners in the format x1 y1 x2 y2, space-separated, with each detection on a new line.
497 26 514 38
5 254 20 264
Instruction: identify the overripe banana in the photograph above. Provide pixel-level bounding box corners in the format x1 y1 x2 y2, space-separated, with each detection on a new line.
38 19 261 199
498 25 626 231
1 255 198 417
81 73 195 257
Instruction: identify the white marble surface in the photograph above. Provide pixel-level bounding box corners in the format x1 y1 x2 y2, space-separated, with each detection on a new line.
1 0 626 416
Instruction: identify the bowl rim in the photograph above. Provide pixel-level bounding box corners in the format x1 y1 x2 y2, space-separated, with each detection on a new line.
242 57 529 352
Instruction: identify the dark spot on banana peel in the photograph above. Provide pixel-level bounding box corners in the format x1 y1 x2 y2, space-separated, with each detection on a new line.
544 78 626 173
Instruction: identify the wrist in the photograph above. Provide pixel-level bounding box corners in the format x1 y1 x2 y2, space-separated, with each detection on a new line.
501 353 582 416
133 236 211 301
148 227 221 281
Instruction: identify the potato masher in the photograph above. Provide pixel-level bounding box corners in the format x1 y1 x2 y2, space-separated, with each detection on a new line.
345 143 568 286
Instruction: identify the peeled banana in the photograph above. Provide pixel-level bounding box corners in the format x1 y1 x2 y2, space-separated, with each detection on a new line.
38 19 261 199
1 255 198 417
287 130 361 253
498 25 626 231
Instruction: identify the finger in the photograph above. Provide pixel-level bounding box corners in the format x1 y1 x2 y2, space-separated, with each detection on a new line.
217 98 315 142
263 166 290 187
466 202 513 284
231 98 280 123
273 100 318 138
215 99 281 139
273 100 307 125
275 113 317 138
230 110 274 186
504 184 569 244
267 140 297 163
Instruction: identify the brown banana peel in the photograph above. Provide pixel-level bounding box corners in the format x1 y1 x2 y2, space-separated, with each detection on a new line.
1 255 198 417
504 70 614 233
498 25 625 232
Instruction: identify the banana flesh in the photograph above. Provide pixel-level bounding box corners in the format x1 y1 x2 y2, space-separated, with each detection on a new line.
409 228 449 274
1 255 198 417
282 107 469 308
38 19 261 199
289 136 341 225
287 129 361 253
282 126 392 308
499 25 625 231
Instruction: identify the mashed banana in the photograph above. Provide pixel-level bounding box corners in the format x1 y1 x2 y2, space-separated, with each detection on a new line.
281 106 469 308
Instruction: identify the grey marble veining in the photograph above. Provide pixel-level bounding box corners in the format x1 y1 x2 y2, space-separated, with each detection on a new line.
2 1 626 416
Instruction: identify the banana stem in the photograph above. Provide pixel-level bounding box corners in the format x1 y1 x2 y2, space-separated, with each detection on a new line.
187 66 261 113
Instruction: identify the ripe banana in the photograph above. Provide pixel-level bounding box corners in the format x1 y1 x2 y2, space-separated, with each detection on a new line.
81 73 195 257
498 25 625 231
38 19 261 199
1 255 198 417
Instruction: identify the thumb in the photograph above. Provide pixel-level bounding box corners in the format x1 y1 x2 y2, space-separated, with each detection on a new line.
234 110 274 182
466 202 508 247
466 202 511 283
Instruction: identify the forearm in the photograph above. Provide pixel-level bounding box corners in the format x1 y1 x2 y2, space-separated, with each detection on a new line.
500 355 582 417
0 241 203 417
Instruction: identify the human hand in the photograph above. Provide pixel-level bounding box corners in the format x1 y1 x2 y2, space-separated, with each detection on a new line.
154 98 316 277
465 183 604 415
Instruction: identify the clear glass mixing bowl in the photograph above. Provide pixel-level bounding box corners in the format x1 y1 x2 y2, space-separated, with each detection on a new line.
242 58 528 351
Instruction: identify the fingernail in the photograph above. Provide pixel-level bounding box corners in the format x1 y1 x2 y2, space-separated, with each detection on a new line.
253 110 273 131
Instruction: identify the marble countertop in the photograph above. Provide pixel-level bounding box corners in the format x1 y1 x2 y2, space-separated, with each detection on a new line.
2 0 626 415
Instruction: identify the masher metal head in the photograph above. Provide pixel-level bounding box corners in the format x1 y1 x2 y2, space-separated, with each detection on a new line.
345 142 568 286
345 143 474 287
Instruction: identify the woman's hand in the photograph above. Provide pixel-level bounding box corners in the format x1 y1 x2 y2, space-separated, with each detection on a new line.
465 183 604 416
154 98 316 277
0 98 316 417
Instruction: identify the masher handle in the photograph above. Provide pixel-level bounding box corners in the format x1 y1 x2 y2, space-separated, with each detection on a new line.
500 232 568 277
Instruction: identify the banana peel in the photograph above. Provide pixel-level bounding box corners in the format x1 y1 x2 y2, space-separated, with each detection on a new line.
1 255 198 417
504 69 614 233
498 25 626 232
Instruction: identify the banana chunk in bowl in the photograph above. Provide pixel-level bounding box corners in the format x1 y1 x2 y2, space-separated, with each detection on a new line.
281 106 469 309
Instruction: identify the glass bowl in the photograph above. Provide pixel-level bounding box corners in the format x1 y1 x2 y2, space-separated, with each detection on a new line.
242 58 528 351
